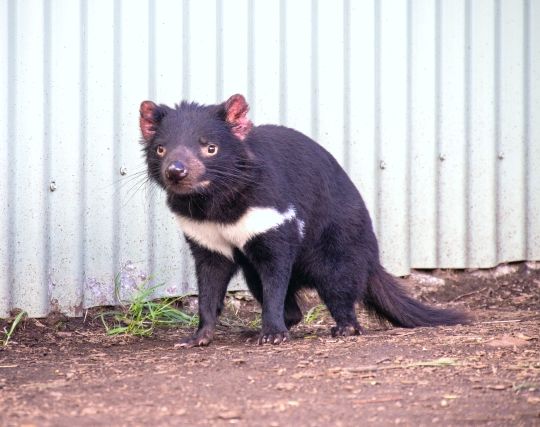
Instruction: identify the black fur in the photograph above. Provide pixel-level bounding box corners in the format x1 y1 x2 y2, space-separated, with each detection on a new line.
140 95 468 347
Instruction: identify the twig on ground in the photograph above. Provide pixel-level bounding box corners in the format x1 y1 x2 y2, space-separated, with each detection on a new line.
450 287 487 302
480 319 522 324
329 358 459 375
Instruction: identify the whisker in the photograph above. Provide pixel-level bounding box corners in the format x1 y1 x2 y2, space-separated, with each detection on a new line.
205 169 260 186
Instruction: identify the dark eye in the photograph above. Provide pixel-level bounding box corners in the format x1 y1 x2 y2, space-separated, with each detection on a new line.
156 145 166 157
207 144 218 155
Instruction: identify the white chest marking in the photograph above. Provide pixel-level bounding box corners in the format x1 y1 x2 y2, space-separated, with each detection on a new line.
176 206 298 260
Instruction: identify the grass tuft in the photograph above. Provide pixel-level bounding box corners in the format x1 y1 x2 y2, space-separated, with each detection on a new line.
98 274 198 337
246 314 262 329
303 304 326 324
1 311 27 347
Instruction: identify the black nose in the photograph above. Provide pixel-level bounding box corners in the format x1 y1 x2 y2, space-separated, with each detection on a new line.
166 161 188 183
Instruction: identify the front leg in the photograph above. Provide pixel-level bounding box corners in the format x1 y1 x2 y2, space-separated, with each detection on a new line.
178 241 237 348
243 234 295 345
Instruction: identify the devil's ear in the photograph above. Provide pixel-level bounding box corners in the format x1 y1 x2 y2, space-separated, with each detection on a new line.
223 94 253 140
139 101 165 142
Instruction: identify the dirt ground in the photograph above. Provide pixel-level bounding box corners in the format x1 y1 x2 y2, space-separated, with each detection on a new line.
1 263 539 427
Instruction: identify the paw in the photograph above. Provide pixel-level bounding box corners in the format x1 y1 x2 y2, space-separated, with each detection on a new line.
331 324 362 337
257 331 290 345
176 330 213 348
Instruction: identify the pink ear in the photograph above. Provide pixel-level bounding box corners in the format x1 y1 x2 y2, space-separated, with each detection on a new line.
224 94 253 140
139 100 158 141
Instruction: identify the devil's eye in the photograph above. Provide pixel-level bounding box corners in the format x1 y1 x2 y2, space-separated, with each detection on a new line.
156 145 166 156
207 144 218 155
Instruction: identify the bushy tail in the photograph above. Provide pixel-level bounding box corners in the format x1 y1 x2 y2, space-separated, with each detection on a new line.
364 266 468 327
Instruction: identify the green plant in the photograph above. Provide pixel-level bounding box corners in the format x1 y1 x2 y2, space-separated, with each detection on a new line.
99 276 198 337
1 311 27 347
303 304 326 324
247 314 262 329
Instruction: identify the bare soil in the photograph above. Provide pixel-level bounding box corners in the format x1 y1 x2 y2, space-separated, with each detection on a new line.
1 263 539 427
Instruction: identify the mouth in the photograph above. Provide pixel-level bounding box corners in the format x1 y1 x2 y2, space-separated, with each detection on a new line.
165 180 211 195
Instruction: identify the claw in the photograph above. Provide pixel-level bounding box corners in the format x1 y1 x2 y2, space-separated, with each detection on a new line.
331 324 362 337
175 330 213 348
257 331 290 345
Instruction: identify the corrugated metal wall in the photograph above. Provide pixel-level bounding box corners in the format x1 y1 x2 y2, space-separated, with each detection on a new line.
1 0 539 317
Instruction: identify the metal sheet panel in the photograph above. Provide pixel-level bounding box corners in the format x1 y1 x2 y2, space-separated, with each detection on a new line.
437 0 467 268
1 0 539 317
0 0 10 314
498 0 527 263
468 0 497 268
9 0 49 317
409 0 438 268
377 0 409 271
530 0 540 262
48 0 84 314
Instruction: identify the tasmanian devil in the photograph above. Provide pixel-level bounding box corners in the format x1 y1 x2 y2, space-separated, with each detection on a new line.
139 94 467 347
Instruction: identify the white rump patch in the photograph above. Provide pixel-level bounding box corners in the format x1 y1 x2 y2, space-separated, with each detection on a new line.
177 206 301 260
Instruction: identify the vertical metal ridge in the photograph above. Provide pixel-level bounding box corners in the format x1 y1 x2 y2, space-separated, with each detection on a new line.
464 0 472 267
247 0 255 116
435 0 442 266
523 0 531 258
148 0 156 106
79 0 88 300
43 0 52 309
180 0 191 283
215 0 223 102
310 0 319 140
112 0 122 274
147 0 156 277
182 0 190 99
279 0 287 124
6 0 17 310
374 0 381 234
494 0 501 262
343 0 351 173
405 0 412 268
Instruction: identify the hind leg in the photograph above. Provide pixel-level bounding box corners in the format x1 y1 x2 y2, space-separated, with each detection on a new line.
309 224 369 336
317 284 362 336
310 260 367 337
241 260 302 330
